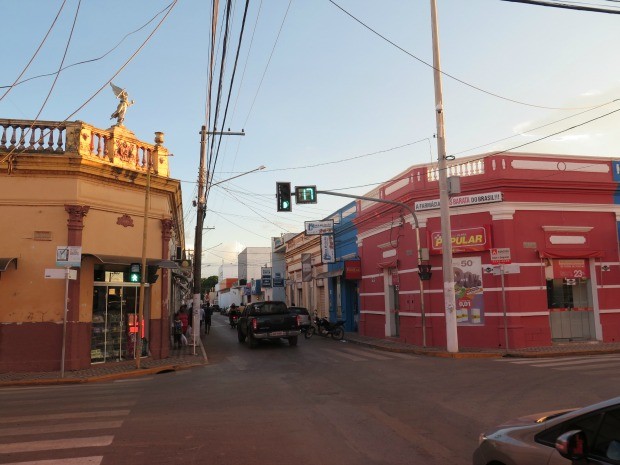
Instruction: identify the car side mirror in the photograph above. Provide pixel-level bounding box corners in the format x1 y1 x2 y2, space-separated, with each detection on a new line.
555 430 587 461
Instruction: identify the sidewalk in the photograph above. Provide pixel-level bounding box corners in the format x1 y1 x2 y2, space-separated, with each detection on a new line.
0 342 208 387
343 333 620 359
2 333 620 387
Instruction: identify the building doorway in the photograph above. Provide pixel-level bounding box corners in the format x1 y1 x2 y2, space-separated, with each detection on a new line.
546 258 596 342
91 278 145 363
385 268 400 337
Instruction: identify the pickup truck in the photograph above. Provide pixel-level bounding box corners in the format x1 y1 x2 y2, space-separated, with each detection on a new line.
237 301 301 348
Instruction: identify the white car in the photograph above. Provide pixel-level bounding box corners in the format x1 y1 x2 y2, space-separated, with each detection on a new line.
473 396 620 465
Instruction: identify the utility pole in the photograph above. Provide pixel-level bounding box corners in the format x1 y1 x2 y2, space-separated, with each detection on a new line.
430 0 458 353
192 126 209 355
191 128 247 354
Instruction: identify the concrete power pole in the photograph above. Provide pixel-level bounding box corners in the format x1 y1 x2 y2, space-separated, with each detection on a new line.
430 0 458 353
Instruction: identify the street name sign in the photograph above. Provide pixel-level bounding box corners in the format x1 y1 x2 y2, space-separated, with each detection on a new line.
45 268 77 280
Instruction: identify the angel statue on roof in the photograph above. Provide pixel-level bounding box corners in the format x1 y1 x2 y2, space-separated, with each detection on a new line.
109 82 134 126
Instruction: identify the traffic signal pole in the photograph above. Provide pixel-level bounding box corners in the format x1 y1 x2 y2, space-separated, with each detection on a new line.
315 190 429 347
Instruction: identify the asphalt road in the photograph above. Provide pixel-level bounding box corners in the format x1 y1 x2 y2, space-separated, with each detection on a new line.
1 313 619 465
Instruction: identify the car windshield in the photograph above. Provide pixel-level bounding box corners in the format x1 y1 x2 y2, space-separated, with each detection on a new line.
251 302 289 315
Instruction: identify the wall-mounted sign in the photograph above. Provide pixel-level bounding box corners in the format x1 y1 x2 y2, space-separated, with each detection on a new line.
490 248 511 265
56 246 82 268
305 220 334 236
553 259 589 279
272 272 284 287
261 267 272 287
415 192 502 211
301 253 312 282
454 256 484 325
321 235 335 264
429 225 492 254
344 260 361 280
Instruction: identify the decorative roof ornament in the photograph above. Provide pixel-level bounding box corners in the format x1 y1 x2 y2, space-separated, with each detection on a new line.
109 82 134 126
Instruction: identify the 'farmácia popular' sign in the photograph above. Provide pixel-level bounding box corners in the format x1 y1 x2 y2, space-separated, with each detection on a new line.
415 192 503 211
429 225 492 254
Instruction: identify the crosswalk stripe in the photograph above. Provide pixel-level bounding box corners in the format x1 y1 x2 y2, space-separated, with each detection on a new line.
321 348 367 362
495 356 604 364
530 356 620 368
0 410 130 425
0 436 114 454
4 395 138 407
554 361 620 371
381 351 418 359
340 347 392 360
0 420 124 437
4 456 103 465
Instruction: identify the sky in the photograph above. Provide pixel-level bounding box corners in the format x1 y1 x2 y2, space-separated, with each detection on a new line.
2 0 620 278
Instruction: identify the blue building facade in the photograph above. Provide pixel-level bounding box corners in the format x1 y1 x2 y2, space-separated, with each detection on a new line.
323 202 360 332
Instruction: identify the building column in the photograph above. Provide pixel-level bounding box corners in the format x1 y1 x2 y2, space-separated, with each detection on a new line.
150 218 173 359
65 204 90 370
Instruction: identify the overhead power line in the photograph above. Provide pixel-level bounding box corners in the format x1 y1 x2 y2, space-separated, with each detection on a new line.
0 2 174 91
499 0 620 13
327 0 612 110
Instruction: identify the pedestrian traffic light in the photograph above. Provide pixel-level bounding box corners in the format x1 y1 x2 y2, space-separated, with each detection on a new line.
276 182 292 212
147 265 159 284
129 263 141 283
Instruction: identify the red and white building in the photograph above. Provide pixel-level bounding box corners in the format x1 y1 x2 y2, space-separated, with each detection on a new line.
355 152 620 349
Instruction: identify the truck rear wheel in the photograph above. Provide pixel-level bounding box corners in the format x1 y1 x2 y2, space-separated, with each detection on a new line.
237 328 246 343
248 333 258 349
288 336 298 346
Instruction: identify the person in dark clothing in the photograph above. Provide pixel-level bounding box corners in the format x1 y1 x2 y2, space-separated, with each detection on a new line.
173 312 183 348
204 304 212 334
178 305 189 335
228 304 239 327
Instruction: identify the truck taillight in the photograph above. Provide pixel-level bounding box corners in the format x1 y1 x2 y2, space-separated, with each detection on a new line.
251 318 257 331
296 315 301 327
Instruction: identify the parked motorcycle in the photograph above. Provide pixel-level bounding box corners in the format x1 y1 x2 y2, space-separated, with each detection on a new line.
307 316 345 340
301 322 314 339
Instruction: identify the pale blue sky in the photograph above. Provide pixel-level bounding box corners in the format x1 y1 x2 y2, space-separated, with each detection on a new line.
2 0 620 276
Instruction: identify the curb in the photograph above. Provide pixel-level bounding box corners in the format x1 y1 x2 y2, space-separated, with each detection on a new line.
504 348 620 359
0 362 204 388
344 338 503 359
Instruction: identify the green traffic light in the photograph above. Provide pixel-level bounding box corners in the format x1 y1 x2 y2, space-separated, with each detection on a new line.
130 273 140 283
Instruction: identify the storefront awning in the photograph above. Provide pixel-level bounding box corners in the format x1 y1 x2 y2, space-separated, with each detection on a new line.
316 269 343 279
377 259 398 269
0 257 18 272
539 249 603 259
85 254 179 269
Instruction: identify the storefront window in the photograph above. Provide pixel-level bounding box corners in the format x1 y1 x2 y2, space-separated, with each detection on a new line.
91 283 140 363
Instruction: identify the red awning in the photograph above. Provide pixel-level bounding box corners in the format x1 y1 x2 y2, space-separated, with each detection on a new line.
539 249 603 259
377 259 398 269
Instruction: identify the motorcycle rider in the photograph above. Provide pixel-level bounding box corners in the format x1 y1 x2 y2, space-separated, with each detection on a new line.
228 303 239 327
